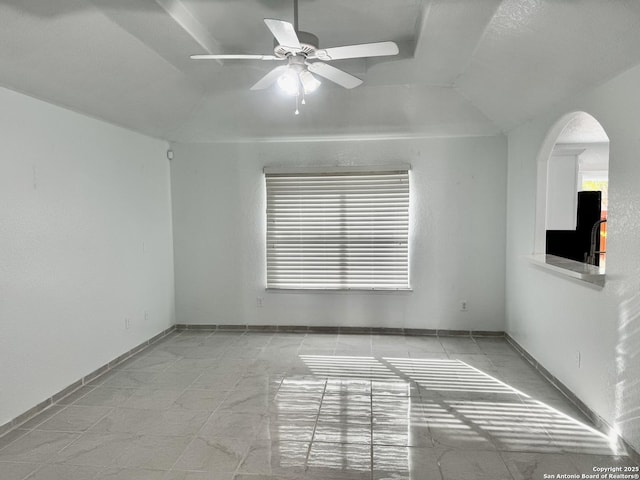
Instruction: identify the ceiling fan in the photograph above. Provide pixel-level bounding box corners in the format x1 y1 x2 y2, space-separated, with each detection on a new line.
190 0 399 112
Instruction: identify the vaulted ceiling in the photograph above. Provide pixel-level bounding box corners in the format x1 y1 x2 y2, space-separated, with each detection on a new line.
2 0 640 142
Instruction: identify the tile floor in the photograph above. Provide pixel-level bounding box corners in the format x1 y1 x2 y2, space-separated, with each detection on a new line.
1 331 637 480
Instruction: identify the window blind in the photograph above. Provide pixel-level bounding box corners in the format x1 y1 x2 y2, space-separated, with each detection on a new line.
265 168 410 290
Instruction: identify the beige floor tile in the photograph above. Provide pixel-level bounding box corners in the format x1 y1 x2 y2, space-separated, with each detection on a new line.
2 332 636 480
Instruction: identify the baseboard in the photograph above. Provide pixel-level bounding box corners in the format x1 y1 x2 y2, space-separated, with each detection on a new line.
175 324 505 337
505 334 640 463
0 326 176 439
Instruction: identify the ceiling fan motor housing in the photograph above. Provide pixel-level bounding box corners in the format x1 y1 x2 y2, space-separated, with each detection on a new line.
274 31 319 58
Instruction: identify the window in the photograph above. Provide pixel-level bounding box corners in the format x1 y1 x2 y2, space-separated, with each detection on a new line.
265 166 410 290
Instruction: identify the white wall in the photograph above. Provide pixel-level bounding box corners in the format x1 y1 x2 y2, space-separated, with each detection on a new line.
546 151 579 230
0 87 175 426
170 136 507 331
506 65 640 452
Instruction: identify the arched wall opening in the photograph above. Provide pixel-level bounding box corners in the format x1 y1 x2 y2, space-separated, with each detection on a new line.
534 111 609 269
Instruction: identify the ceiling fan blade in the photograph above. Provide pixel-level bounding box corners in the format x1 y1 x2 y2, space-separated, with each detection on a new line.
250 65 289 90
307 62 363 89
313 41 399 61
190 54 283 61
264 19 301 49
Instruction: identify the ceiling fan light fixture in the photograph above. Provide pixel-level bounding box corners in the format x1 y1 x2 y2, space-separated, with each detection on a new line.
190 0 400 103
277 70 300 96
299 70 321 94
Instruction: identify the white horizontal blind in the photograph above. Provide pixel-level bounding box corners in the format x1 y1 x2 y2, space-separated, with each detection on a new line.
265 169 410 290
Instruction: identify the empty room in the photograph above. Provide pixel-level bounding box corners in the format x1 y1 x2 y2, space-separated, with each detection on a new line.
1 1 640 479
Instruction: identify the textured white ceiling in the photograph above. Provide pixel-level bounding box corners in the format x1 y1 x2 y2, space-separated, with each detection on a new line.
456 0 640 129
0 0 639 142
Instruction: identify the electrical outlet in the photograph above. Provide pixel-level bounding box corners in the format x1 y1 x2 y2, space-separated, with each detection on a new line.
144 311 150 322
460 301 469 312
125 318 131 329
256 297 264 308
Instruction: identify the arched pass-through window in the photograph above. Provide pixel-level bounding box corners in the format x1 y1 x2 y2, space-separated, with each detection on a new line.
532 112 609 284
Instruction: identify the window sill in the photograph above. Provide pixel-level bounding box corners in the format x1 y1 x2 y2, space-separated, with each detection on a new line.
526 254 605 287
265 287 413 293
